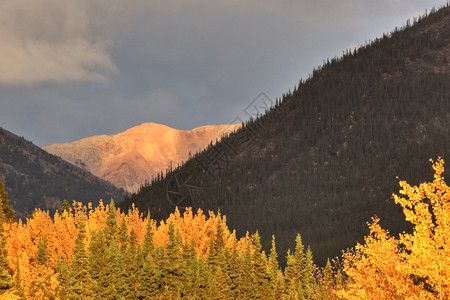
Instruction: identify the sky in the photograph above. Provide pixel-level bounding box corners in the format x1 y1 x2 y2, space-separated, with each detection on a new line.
0 0 447 146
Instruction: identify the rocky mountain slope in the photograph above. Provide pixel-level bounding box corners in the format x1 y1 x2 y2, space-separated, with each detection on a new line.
43 123 241 192
0 127 125 219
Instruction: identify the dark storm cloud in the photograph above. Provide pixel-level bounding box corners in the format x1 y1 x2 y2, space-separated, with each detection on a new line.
0 0 446 145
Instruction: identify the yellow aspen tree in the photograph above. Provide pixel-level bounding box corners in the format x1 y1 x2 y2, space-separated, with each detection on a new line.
337 158 450 299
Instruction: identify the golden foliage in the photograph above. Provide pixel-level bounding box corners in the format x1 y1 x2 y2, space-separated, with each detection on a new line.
337 157 450 299
2 203 249 298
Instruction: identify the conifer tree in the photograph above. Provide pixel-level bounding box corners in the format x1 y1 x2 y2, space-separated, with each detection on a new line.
225 246 239 298
30 236 54 299
89 230 109 297
67 214 94 299
322 258 334 298
105 200 118 243
208 265 227 300
36 237 49 266
0 200 12 293
125 227 139 298
141 212 154 259
237 238 253 298
106 239 129 299
0 180 16 222
251 232 272 299
208 215 226 271
138 246 164 299
192 257 210 300
14 255 25 299
303 246 315 298
284 234 306 297
56 256 69 299
180 239 197 298
118 215 129 255
164 221 182 295
60 200 71 216
268 235 280 290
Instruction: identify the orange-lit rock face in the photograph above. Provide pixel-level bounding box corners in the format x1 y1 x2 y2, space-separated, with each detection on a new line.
42 123 241 192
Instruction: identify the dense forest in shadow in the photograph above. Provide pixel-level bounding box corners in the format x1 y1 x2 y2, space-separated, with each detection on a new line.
119 5 450 266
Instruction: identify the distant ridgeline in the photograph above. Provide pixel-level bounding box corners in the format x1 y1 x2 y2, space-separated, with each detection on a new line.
0 127 125 219
119 6 450 266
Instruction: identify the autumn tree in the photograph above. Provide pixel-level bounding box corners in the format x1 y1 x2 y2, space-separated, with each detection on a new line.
338 157 450 299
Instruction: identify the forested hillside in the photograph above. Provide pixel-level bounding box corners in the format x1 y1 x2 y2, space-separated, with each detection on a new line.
119 5 450 265
0 157 448 298
0 127 125 219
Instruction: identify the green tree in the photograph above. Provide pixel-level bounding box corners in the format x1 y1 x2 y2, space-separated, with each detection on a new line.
56 256 69 299
284 234 306 297
303 246 314 298
105 199 118 242
0 193 12 293
36 237 49 266
118 215 129 255
0 180 16 222
163 221 182 295
138 246 164 299
105 240 129 299
322 258 333 298
89 231 109 298
125 227 139 298
60 200 71 216
67 214 94 299
252 232 272 299
14 255 25 299
268 235 280 291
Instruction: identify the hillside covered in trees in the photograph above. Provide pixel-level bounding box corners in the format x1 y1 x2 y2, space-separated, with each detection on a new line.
119 5 450 265
0 157 448 299
0 127 125 219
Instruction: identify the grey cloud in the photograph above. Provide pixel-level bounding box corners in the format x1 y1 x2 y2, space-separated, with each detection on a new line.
0 0 447 145
0 0 117 86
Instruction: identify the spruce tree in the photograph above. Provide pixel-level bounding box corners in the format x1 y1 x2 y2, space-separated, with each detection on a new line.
56 256 69 299
125 227 139 298
164 221 181 295
138 253 162 299
67 214 94 299
105 199 118 243
89 230 108 297
60 200 71 216
237 238 253 298
192 257 210 300
0 180 15 222
118 215 129 255
106 239 129 299
322 258 333 298
141 212 154 259
138 246 164 299
0 200 12 293
14 255 25 299
251 232 272 299
284 234 306 297
268 235 280 291
36 237 49 266
303 246 314 298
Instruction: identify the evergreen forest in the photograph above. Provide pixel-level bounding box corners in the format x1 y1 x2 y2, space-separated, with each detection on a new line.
119 5 450 265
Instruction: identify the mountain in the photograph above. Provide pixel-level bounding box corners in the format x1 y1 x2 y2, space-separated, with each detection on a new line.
42 123 241 193
118 5 450 266
0 127 125 219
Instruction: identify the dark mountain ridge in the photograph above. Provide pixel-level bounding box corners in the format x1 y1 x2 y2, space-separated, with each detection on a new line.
119 5 450 265
0 127 125 219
